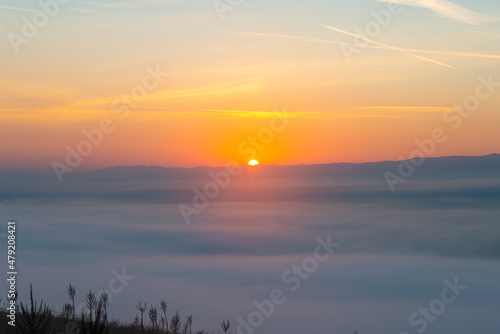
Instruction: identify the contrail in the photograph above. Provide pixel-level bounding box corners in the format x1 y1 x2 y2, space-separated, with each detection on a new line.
0 5 37 13
320 24 456 69
377 0 496 25
232 31 347 46
233 30 500 61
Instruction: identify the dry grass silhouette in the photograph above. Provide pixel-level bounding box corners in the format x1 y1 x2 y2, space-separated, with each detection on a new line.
0 284 360 334
17 285 52 334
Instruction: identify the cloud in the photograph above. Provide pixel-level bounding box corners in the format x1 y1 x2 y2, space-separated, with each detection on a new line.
235 30 500 61
231 31 349 46
378 0 495 25
0 4 37 12
320 24 456 69
389 47 500 60
4 162 500 334
356 106 459 113
74 1 135 8
3 158 500 260
69 7 99 13
472 30 500 39
239 28 497 69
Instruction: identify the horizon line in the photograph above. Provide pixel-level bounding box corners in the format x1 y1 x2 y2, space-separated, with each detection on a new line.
1 153 498 175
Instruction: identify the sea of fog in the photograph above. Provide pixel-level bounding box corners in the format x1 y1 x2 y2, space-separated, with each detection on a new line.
1 163 499 334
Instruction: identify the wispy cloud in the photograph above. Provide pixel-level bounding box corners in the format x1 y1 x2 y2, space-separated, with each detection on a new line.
149 75 265 100
356 106 459 113
235 30 500 61
378 0 495 25
471 30 500 39
0 4 37 13
0 75 268 123
74 1 135 8
232 31 348 46
69 7 99 13
141 108 304 118
396 47 500 60
320 24 456 69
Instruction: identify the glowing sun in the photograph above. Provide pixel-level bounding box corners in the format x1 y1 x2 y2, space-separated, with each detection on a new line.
248 160 259 166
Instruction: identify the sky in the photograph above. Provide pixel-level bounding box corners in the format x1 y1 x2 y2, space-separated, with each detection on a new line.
1 0 500 171
1 2 500 332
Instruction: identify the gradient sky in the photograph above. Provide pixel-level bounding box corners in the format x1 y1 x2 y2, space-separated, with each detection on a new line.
1 0 500 171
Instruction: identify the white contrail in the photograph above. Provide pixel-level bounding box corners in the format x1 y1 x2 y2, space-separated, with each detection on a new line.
378 0 496 25
233 30 500 61
0 5 37 12
320 24 456 69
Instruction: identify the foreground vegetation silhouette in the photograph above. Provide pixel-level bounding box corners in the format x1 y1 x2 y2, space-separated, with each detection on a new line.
0 284 221 334
1 284 358 334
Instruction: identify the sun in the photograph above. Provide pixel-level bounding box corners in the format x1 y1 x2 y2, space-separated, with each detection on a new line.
248 160 259 166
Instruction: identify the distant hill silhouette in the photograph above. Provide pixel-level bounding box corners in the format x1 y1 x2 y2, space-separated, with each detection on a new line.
73 153 500 182
0 154 499 185
0 154 498 204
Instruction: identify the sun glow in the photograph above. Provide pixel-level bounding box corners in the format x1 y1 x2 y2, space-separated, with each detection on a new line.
248 160 259 166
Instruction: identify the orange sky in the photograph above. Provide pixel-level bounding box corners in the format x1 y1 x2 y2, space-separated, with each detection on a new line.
1 0 500 171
